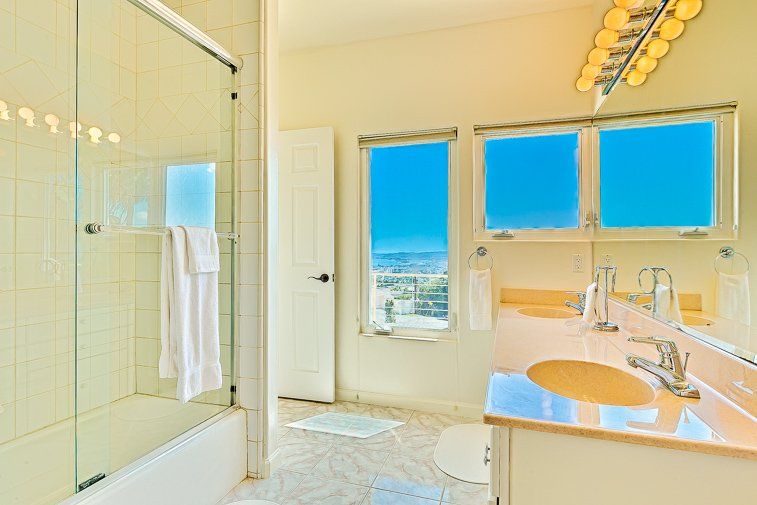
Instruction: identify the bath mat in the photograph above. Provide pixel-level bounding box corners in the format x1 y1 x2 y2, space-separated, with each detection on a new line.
434 424 491 484
285 412 404 438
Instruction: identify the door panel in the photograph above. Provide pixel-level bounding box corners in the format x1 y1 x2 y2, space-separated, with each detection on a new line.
278 127 335 402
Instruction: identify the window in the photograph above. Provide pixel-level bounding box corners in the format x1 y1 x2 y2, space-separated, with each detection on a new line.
473 106 736 241
165 163 216 228
474 122 591 241
360 130 457 337
593 108 735 240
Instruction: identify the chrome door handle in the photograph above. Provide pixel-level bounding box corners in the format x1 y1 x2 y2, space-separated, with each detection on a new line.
308 273 330 283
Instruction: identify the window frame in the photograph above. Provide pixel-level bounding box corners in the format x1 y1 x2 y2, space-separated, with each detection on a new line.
473 120 593 242
359 130 459 341
591 106 737 241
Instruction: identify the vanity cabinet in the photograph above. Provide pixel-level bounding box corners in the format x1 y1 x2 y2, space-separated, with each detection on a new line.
487 427 756 505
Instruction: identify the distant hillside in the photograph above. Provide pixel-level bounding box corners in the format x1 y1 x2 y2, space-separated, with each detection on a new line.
372 251 447 275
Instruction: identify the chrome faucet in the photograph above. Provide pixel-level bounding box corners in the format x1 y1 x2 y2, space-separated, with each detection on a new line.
626 336 700 398
565 291 587 314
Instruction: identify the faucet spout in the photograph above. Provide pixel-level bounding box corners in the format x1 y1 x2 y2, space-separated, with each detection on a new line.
564 300 584 314
626 336 700 398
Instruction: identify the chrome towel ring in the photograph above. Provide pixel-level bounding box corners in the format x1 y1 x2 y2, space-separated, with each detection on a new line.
468 246 493 270
714 246 750 275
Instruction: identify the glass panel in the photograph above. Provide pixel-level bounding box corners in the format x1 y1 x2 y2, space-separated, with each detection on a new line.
75 0 235 489
0 0 77 503
368 142 449 331
599 121 716 228
484 132 580 230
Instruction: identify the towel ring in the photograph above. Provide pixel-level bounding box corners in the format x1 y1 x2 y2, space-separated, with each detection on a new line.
714 246 750 275
468 246 493 270
638 266 673 295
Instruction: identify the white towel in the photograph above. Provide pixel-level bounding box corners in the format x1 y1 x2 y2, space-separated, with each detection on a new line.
653 284 683 323
159 226 222 403
469 269 492 331
717 272 751 325
579 282 598 336
183 226 220 274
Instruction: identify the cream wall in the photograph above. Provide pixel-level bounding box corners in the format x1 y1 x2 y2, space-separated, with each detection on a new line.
280 7 597 410
594 0 757 323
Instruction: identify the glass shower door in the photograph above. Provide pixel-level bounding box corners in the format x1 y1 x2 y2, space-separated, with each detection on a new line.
74 0 236 491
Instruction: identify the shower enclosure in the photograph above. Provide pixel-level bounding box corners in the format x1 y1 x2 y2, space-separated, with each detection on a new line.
0 1 238 503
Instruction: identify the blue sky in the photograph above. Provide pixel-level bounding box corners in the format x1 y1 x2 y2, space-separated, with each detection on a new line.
370 142 448 254
600 121 715 228
485 132 580 230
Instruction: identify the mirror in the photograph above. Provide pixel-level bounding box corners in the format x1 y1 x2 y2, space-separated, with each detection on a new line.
591 0 756 362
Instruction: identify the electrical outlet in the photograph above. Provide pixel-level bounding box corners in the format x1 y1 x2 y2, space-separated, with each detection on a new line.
601 254 614 266
572 254 584 273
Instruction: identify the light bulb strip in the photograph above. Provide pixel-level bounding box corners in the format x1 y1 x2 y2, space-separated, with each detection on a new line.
0 99 121 145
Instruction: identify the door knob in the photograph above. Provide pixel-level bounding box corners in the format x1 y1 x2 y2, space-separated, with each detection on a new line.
308 273 330 283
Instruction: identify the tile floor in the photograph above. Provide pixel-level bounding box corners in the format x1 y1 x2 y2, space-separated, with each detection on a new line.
217 399 489 505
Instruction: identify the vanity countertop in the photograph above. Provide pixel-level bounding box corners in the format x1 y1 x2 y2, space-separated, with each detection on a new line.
483 302 757 460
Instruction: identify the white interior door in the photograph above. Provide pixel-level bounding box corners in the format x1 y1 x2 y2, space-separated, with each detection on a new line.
278 127 335 402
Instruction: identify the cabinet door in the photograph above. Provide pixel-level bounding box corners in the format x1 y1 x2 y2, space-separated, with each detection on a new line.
488 427 510 504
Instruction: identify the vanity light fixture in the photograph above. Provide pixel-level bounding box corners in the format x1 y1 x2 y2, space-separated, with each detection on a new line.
18 107 36 127
107 132 121 144
576 0 704 94
0 100 10 121
87 126 103 144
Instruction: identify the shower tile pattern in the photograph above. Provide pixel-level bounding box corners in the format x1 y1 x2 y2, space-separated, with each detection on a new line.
217 399 489 505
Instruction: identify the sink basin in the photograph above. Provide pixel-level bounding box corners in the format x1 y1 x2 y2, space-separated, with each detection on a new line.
517 307 577 319
526 360 655 406
682 314 715 327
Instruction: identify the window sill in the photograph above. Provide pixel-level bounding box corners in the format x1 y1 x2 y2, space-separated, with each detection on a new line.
360 332 458 343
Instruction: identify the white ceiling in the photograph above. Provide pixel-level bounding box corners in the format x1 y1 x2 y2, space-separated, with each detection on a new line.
279 0 593 52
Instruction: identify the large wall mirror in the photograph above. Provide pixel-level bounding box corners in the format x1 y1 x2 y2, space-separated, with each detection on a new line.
591 0 755 362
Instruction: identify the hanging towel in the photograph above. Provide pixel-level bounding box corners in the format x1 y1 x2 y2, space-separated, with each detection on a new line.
159 226 222 403
469 269 492 331
184 226 220 274
717 272 751 326
653 284 683 323
579 282 598 336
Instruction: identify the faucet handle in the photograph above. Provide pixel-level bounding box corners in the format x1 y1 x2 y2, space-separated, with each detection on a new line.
566 290 587 303
627 335 679 354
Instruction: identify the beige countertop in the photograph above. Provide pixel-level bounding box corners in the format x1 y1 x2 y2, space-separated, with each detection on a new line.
483 302 757 460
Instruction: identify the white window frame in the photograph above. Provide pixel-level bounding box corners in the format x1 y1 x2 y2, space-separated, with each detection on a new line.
473 119 593 242
359 129 459 341
592 106 737 241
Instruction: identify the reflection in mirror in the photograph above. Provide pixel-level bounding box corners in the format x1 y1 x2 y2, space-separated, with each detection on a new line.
592 0 756 362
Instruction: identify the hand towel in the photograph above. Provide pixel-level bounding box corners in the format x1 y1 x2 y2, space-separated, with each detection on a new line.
717 272 751 325
183 226 220 274
159 226 222 403
579 282 598 336
653 284 683 323
469 269 492 331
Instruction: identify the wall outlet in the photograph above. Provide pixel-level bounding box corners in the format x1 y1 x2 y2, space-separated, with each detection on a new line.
572 254 584 273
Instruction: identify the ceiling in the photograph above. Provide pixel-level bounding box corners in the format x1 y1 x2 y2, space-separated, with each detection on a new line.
279 0 593 52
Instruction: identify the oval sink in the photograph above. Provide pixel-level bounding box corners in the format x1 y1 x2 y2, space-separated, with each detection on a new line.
517 307 576 319
682 314 714 327
526 360 655 406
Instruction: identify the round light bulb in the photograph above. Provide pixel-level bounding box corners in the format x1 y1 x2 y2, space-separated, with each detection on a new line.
614 0 639 7
87 126 103 143
588 47 610 66
604 7 630 30
659 18 685 40
576 76 594 92
675 0 702 21
44 114 60 133
107 132 121 144
635 55 658 74
626 69 647 86
0 100 9 121
18 107 36 127
646 38 670 58
595 28 619 49
581 63 600 80
69 122 81 139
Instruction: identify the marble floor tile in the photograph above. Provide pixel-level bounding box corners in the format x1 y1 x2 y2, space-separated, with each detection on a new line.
218 470 306 503
361 488 439 504
406 412 469 435
393 427 441 460
277 434 333 473
441 476 489 504
342 426 404 452
373 453 447 500
312 445 390 486
284 475 369 505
